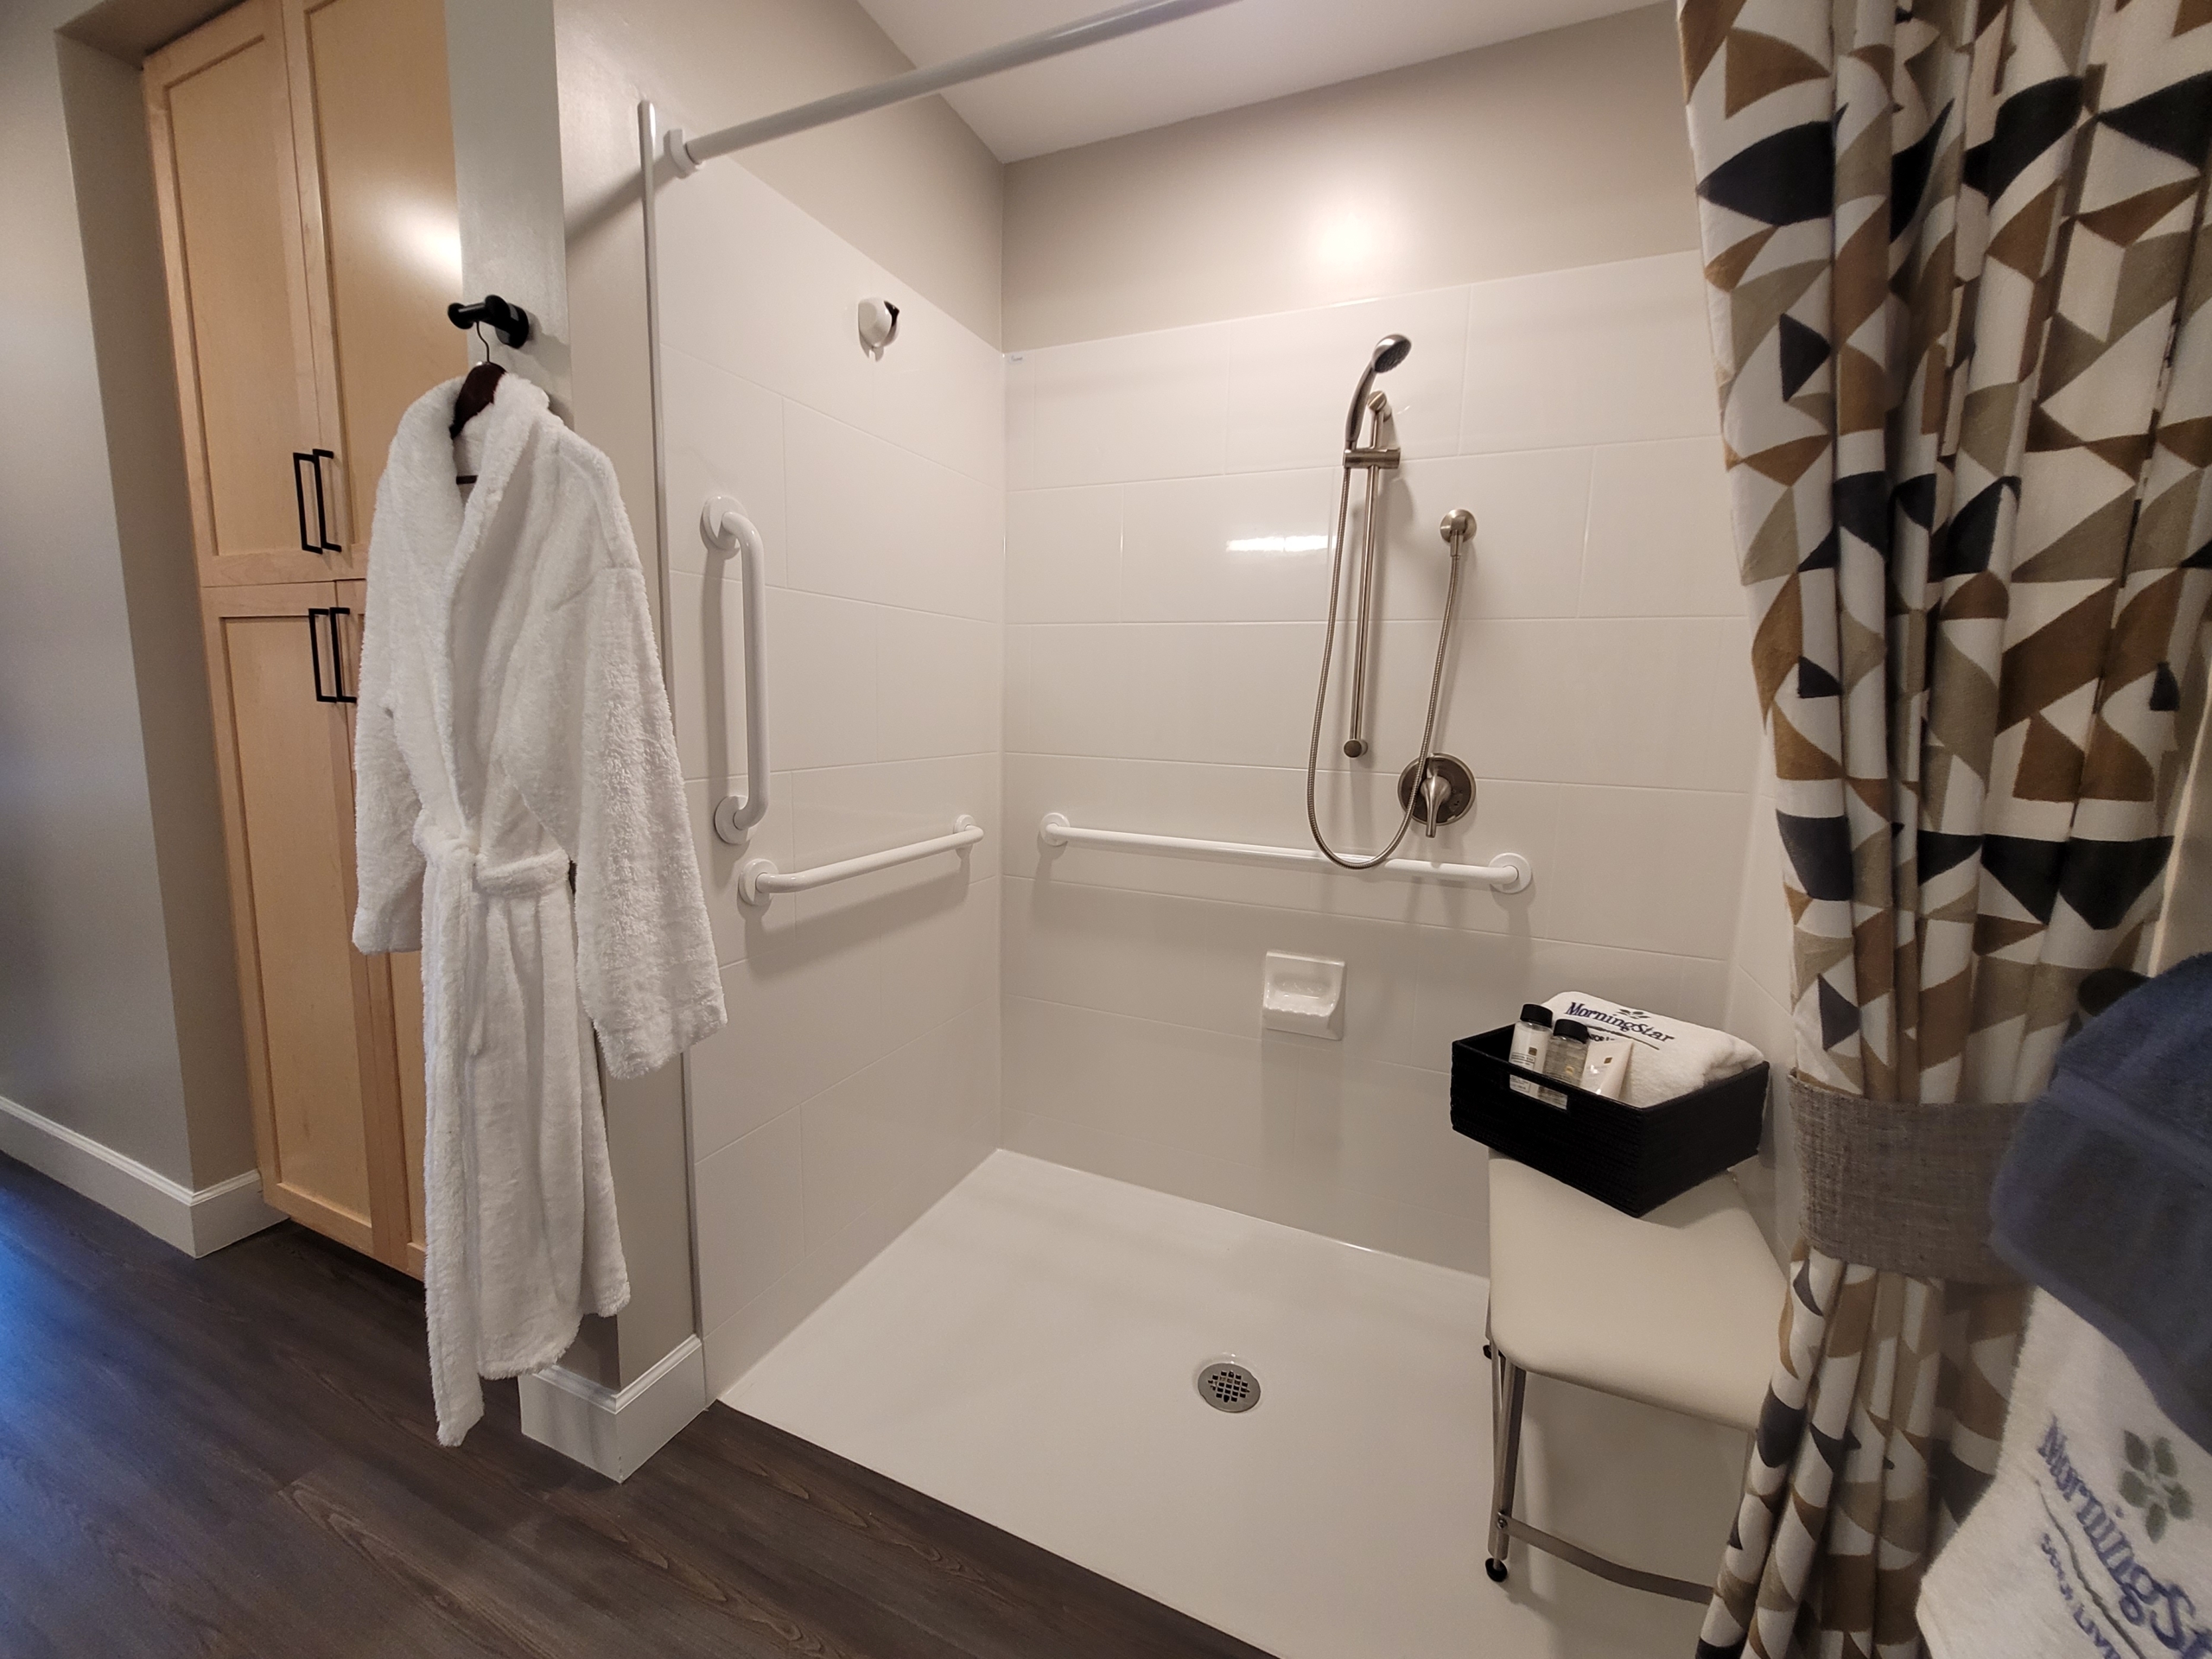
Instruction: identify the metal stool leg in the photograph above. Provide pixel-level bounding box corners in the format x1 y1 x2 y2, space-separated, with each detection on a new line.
1479 1327 1711 1602
1486 1336 1526 1583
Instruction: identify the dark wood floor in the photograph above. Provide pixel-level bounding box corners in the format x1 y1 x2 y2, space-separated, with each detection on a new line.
0 1152 1274 1658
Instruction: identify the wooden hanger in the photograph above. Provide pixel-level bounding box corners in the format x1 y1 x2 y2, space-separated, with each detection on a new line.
444 300 533 477
449 360 505 441
450 321 505 442
450 321 504 484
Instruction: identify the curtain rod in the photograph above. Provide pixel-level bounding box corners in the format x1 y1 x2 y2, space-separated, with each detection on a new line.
664 0 1240 175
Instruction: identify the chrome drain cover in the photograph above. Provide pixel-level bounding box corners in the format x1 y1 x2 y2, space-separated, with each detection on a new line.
1194 1357 1261 1414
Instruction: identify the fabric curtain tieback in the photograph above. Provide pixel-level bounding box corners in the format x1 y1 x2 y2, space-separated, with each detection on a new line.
411 815 570 898
1790 1076 2025 1284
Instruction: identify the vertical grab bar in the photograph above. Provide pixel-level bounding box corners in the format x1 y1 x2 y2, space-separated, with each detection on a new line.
704 494 770 843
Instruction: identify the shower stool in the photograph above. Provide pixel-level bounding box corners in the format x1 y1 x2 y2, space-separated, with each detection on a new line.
1483 1158 1783 1601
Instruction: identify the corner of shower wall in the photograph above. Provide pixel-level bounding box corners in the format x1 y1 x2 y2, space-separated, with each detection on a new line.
652 157 1008 1400
1718 753 1799 1262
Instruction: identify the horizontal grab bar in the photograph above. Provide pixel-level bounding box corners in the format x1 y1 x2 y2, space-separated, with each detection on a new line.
740 817 983 906
1038 813 1532 893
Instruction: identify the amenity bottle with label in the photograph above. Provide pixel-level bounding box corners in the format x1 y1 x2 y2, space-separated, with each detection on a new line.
1510 1004 1553 1072
1542 1019 1591 1088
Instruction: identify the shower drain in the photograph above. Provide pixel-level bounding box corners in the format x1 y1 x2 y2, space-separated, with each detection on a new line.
1194 1358 1262 1414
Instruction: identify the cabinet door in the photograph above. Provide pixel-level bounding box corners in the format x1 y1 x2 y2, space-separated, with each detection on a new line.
145 1 336 588
203 582 385 1252
283 0 467 560
333 582 428 1277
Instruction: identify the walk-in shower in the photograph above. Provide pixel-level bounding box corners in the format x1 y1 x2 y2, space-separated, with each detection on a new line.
1305 335 1478 870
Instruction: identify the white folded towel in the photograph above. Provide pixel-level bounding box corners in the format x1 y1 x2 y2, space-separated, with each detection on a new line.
1541 992 1761 1107
1919 1293 2210 1659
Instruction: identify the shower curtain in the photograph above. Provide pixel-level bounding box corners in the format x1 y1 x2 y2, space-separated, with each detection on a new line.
1675 1 2212 1655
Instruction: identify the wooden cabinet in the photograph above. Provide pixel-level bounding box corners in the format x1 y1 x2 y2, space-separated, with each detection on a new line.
284 0 473 546
148 0 459 1275
147 0 466 586
145 1 330 586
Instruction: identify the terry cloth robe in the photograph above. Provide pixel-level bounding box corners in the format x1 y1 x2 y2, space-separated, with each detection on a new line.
352 372 725 1446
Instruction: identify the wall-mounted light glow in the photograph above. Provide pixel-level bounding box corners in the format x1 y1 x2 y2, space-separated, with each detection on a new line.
379 194 464 291
1227 535 1328 556
1311 210 1377 275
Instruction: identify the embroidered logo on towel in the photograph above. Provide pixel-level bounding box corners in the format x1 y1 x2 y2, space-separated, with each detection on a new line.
1558 1001 1676 1047
2119 1432 2196 1544
2035 1417 2209 1656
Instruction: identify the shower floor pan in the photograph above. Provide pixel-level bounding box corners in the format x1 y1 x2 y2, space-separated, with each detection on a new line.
722 1151 1739 1659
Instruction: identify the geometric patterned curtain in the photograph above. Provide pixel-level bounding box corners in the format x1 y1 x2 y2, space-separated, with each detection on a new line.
1676 0 2212 1652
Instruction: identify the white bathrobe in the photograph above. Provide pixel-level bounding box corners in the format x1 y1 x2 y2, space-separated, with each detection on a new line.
353 372 724 1446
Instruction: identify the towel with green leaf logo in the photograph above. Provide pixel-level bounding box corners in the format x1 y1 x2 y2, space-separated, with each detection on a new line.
1922 1294 2209 1658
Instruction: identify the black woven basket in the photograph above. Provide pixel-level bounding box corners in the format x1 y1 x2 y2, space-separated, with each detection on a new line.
1449 1026 1768 1217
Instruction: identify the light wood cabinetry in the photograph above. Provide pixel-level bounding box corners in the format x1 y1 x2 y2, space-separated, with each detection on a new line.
285 0 471 547
148 0 461 1276
145 1 330 586
201 583 380 1252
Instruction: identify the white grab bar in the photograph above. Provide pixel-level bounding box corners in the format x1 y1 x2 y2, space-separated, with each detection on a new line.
702 495 770 845
741 817 983 906
1039 813 1532 893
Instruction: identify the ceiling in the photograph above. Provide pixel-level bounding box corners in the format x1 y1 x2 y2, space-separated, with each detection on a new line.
851 0 1651 162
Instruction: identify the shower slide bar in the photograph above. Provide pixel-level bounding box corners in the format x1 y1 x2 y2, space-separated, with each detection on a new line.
740 817 984 906
1039 815 1533 893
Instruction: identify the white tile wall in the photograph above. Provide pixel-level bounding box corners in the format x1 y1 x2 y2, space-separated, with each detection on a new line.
664 172 1782 1338
659 162 1005 1395
1002 253 1773 1274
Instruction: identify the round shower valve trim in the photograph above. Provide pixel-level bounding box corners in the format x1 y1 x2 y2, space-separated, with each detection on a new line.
1397 753 1475 830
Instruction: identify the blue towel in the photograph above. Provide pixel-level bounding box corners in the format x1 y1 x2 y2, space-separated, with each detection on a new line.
1991 951 2212 1452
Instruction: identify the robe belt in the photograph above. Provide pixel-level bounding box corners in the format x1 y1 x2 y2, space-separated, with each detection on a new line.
412 815 571 898
1789 1075 2026 1284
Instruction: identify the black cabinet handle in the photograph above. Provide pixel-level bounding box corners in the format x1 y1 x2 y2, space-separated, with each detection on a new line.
307 607 357 704
293 453 318 553
310 448 341 551
292 451 344 553
328 606 355 702
308 607 332 701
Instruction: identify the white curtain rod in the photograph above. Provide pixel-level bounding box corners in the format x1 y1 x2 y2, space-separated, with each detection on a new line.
664 0 1240 175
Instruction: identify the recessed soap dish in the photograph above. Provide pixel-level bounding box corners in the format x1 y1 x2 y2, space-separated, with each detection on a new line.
1262 951 1344 1039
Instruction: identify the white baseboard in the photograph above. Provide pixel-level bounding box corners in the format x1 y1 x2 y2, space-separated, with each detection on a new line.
518 1334 705 1482
0 1092 282 1256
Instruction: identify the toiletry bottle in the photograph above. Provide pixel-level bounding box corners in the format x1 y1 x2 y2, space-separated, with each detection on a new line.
1543 1019 1591 1088
1580 1035 1631 1100
1509 1004 1554 1072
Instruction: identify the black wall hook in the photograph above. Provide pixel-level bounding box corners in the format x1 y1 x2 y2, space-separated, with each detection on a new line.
447 295 531 348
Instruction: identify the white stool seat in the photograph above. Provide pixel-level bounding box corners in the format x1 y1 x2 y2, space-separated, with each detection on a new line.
1487 1159 1783 1434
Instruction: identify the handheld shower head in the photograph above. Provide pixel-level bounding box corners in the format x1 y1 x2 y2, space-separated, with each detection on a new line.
1344 335 1412 450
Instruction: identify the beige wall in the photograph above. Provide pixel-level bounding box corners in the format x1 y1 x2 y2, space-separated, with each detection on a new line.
1002 5 1698 350
1 0 255 1190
